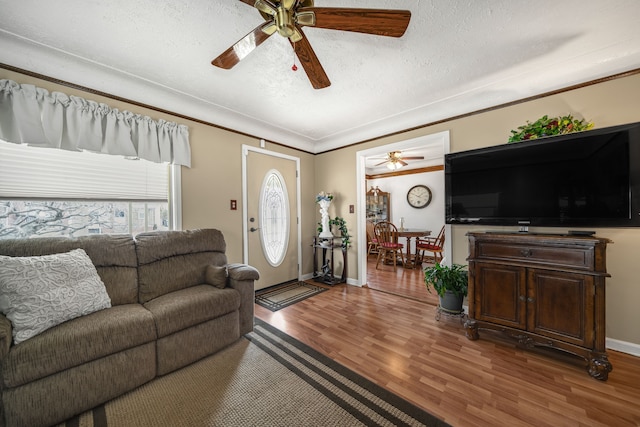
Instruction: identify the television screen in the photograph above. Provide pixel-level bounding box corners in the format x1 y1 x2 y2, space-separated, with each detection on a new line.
445 121 640 227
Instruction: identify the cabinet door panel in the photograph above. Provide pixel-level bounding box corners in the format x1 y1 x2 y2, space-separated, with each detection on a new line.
475 263 526 329
528 269 594 347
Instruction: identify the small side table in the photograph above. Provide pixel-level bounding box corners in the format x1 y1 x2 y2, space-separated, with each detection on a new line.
312 236 347 285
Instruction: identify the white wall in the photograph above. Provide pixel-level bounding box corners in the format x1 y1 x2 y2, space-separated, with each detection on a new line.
367 170 444 253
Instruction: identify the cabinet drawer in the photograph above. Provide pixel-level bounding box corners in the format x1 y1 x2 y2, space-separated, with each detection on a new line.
477 242 593 270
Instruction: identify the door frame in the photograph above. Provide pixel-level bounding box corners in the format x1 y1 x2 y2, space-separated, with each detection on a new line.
242 145 302 280
355 131 451 286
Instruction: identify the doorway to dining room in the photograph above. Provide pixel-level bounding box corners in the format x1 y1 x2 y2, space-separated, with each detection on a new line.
356 131 451 302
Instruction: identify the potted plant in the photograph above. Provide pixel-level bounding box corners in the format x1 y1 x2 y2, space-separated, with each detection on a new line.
424 262 468 313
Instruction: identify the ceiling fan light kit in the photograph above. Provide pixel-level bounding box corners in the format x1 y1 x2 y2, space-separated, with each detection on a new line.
212 0 411 89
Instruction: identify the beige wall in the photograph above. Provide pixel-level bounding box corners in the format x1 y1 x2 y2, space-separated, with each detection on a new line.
320 73 640 345
3 67 639 346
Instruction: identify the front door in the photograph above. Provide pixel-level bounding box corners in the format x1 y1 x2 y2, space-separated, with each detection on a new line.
243 147 299 290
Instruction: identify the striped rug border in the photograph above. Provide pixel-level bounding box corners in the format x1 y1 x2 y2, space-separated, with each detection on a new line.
63 319 450 427
251 318 451 427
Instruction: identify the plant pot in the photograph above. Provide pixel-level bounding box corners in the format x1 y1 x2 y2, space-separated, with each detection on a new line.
439 290 464 314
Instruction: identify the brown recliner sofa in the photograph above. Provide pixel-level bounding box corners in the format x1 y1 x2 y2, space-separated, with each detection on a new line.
0 228 258 427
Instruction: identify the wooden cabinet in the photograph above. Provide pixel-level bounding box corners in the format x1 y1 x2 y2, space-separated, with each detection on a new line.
465 232 612 380
366 188 390 223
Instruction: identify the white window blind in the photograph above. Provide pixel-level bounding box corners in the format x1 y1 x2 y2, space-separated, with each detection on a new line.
0 141 168 201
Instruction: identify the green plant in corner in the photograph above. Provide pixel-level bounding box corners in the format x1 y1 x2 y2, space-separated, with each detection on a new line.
508 114 594 143
423 262 468 298
317 217 351 249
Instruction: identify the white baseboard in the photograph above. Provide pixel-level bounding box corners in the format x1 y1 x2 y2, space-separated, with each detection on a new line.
300 273 359 287
606 338 640 357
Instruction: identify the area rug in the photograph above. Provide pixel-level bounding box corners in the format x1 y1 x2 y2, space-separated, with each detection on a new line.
59 319 449 427
255 280 328 311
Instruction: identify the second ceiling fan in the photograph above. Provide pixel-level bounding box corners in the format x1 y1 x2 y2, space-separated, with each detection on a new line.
375 151 424 170
212 0 411 89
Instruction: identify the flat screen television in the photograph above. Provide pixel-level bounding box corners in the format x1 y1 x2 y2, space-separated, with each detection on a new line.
445 121 640 228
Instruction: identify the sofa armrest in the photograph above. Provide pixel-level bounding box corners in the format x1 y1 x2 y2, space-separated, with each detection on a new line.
226 263 259 336
227 263 260 282
0 314 13 359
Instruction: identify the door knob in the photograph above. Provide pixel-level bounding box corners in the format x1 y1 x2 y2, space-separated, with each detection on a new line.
250 227 260 232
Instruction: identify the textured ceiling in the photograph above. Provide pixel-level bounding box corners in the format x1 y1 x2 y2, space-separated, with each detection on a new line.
1 0 639 154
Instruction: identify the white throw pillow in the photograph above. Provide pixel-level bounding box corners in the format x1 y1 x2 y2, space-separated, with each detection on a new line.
0 248 112 345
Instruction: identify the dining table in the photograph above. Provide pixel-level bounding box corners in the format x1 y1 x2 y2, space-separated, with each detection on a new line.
396 228 431 269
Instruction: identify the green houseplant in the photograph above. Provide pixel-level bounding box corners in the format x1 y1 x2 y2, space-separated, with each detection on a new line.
316 216 351 249
424 262 468 313
508 114 593 143
330 216 351 249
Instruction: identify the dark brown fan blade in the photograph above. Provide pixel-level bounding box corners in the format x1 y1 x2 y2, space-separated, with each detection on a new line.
289 26 330 89
237 0 255 7
399 160 408 166
374 160 388 166
401 156 425 160
300 8 411 37
211 23 273 69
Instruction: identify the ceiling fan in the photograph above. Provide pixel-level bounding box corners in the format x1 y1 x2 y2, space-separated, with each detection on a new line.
211 0 411 89
374 151 424 170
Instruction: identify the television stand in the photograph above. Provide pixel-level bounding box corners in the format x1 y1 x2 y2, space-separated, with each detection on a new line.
465 232 612 380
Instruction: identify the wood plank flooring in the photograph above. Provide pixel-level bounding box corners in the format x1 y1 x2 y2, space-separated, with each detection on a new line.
364 253 439 305
255 258 640 426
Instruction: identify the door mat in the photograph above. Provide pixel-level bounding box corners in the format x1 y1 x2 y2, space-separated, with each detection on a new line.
255 281 328 312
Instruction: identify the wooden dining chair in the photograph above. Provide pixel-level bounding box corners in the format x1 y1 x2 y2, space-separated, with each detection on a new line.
416 225 445 265
374 221 405 271
366 221 378 256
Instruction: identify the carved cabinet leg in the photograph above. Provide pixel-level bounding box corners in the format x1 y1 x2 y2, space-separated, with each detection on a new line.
588 353 613 381
464 319 479 340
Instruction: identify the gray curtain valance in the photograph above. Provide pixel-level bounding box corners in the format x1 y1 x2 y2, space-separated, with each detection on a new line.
0 79 191 167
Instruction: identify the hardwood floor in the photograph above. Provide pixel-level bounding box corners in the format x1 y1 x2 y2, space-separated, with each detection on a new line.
365 253 440 305
255 258 640 426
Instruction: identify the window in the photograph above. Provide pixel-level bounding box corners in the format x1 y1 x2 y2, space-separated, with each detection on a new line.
259 170 289 266
0 141 180 239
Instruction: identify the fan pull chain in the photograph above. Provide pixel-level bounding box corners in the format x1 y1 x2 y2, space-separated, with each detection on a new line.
291 42 298 71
